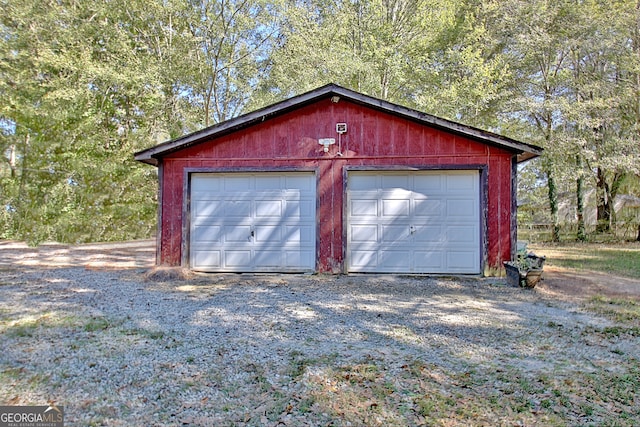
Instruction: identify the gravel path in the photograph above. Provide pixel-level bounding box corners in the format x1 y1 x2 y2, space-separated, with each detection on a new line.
1 242 638 425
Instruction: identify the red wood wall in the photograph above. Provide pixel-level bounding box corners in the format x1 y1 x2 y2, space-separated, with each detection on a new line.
158 98 515 273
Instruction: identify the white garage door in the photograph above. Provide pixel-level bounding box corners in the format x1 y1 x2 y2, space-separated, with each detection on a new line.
347 170 480 274
190 172 316 272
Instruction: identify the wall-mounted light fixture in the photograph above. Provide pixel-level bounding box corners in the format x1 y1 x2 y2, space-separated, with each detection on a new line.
319 138 336 152
331 96 340 103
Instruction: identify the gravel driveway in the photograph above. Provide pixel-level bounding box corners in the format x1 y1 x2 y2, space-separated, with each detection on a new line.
1 241 638 425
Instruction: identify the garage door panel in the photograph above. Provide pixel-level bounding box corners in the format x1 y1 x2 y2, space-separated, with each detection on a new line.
414 198 443 217
254 225 281 243
191 176 222 192
446 199 477 216
351 199 378 217
382 199 410 217
349 174 384 190
253 251 283 267
284 250 314 268
224 201 251 217
224 251 252 267
414 251 444 269
381 225 409 243
347 170 480 274
380 188 412 198
381 174 410 190
351 225 378 242
413 225 443 243
192 251 221 269
284 200 314 217
193 200 223 219
256 200 283 217
224 176 253 192
446 226 478 243
447 174 477 191
223 225 252 242
285 175 315 190
191 191 219 201
446 251 478 270
191 172 316 272
284 225 315 244
350 251 378 267
254 176 283 190
379 250 411 269
413 175 443 192
192 225 222 243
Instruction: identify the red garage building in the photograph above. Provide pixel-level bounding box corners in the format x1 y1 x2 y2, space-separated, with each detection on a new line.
135 84 541 275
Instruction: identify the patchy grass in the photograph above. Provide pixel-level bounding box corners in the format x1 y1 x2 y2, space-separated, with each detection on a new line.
119 327 165 340
287 355 640 426
584 296 640 323
582 297 640 342
83 316 111 332
529 242 640 278
0 312 86 338
285 354 640 426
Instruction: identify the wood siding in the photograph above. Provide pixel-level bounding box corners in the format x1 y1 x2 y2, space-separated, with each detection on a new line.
158 98 514 273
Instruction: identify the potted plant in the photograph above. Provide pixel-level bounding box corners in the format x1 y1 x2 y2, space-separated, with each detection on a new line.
504 247 546 288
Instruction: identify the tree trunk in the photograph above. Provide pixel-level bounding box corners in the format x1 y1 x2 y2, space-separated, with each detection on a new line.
576 179 586 240
547 170 560 242
9 144 16 179
595 168 625 234
595 167 611 233
575 155 586 241
609 171 625 232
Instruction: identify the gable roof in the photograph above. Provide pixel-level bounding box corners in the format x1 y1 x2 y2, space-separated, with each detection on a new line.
134 83 542 166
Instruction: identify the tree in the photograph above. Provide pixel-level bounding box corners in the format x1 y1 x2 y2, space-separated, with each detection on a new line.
493 0 640 241
2 0 638 245
498 0 578 242
182 0 284 126
254 0 511 131
565 0 640 233
0 0 175 243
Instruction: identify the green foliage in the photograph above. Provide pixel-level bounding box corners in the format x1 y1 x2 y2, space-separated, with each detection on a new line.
506 0 640 239
0 0 639 244
0 0 164 243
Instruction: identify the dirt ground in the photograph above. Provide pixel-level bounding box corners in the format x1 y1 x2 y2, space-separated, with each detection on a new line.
538 265 640 301
1 239 639 301
2 239 639 425
0 240 156 270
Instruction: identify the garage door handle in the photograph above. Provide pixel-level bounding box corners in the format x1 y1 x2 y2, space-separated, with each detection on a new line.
410 226 415 234
250 230 255 238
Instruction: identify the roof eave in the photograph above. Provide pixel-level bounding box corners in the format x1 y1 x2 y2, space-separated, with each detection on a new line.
516 151 542 163
135 155 158 166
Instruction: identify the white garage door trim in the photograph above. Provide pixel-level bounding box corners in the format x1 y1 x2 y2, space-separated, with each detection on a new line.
189 172 316 272
347 170 481 274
